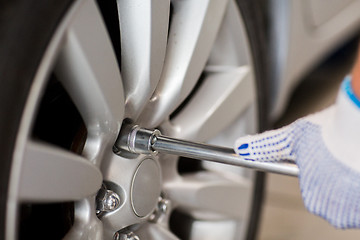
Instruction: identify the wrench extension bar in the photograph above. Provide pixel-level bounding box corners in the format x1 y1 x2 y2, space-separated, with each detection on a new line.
114 125 299 177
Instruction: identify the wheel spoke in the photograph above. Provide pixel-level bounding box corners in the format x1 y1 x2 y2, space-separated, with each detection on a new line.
18 141 102 202
63 198 104 240
207 0 251 67
117 0 170 120
137 223 180 240
55 0 124 148
139 0 229 128
165 66 255 141
164 171 252 219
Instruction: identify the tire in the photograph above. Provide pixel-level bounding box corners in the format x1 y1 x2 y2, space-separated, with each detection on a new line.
236 1 269 239
0 1 74 239
0 0 266 239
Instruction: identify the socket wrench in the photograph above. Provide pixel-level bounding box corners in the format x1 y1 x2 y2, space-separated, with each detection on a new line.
114 124 299 177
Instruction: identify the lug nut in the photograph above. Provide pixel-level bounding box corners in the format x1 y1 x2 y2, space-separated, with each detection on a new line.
158 198 170 214
149 197 171 222
96 188 121 213
114 231 139 240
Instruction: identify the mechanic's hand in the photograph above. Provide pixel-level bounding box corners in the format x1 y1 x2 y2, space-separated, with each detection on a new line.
234 76 360 229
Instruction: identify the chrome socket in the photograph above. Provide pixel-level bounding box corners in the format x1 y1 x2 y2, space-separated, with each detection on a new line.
114 124 160 155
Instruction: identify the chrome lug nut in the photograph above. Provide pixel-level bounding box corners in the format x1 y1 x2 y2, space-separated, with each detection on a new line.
96 188 121 213
114 231 140 240
158 198 170 214
149 197 171 222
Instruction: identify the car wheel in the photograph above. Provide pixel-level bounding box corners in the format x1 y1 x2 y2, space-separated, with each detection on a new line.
0 0 266 239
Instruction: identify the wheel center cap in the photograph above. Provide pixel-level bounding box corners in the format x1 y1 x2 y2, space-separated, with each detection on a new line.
130 159 162 217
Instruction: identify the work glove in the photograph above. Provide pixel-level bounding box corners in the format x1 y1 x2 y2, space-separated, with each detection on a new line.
234 76 360 229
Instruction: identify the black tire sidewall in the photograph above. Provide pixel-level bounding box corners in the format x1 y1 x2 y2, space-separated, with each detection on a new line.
235 1 270 239
0 1 73 239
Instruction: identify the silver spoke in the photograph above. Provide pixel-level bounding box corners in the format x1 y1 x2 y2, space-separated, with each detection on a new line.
117 0 170 120
137 223 180 240
55 0 124 163
64 198 104 240
164 171 252 219
165 66 254 141
139 0 229 128
18 141 102 202
207 0 251 67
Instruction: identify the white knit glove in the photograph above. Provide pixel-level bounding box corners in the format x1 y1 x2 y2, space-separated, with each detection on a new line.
234 76 360 228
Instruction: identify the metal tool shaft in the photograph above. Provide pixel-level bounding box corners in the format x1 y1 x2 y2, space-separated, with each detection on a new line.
114 125 299 177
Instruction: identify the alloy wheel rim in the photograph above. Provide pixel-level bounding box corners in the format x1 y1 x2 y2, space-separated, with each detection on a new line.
8 0 258 239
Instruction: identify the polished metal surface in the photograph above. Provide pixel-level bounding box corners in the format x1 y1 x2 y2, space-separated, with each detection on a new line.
96 188 121 213
114 231 140 240
153 135 299 177
149 197 171 223
157 198 170 214
114 124 160 155
114 125 299 177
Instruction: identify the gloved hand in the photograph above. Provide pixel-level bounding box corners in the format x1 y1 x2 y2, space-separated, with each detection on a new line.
234 76 360 229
